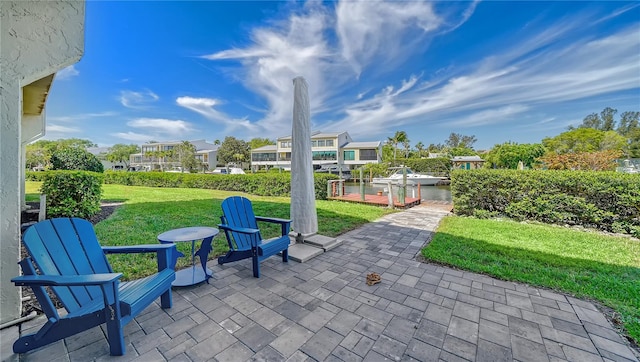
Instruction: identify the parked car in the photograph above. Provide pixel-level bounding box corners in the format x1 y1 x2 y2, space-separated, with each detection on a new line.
211 167 245 175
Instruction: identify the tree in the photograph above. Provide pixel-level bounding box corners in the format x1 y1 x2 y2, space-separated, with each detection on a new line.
617 111 640 136
217 136 250 165
249 138 274 150
172 141 200 172
543 128 604 154
600 107 617 131
580 112 602 130
387 131 409 163
542 128 624 154
25 138 97 170
106 144 140 168
449 147 477 157
381 144 395 163
427 143 446 153
402 138 411 158
484 142 546 169
158 150 172 171
56 138 97 149
26 144 50 170
386 136 398 162
617 111 640 157
576 107 617 131
445 133 477 149
51 147 104 172
600 131 627 152
537 150 622 171
414 142 425 158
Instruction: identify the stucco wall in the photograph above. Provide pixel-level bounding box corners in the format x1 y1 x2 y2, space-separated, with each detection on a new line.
0 1 85 324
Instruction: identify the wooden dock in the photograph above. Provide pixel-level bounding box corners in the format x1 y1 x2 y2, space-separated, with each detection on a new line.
328 193 421 209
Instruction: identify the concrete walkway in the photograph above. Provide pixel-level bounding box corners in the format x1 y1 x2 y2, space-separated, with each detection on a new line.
2 205 638 361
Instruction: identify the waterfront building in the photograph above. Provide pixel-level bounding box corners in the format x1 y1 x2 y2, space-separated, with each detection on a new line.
250 131 382 171
129 140 218 171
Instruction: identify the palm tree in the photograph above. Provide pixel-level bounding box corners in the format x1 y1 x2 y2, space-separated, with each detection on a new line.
387 136 398 162
388 130 409 163
415 141 425 158
402 139 411 158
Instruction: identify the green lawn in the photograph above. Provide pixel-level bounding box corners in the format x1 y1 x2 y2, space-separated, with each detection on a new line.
422 216 640 344
25 181 392 279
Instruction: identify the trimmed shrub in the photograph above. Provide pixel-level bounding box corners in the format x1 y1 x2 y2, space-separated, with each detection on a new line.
102 171 337 200
51 147 104 173
451 169 640 237
40 171 104 219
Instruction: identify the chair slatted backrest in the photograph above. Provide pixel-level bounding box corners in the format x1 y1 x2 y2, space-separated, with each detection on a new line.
22 218 113 313
220 196 262 250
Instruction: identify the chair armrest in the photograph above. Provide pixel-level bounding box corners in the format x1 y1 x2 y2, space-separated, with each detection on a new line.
218 224 260 235
102 243 176 254
255 216 292 224
255 217 292 236
12 273 122 287
103 244 177 272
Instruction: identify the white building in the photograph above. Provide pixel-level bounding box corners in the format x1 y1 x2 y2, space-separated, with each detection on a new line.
129 140 218 171
250 131 382 171
1 1 86 325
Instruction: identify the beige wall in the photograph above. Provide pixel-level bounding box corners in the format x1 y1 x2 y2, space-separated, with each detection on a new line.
0 1 85 324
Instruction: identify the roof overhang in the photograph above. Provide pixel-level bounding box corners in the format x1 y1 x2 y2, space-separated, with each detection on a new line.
22 74 55 115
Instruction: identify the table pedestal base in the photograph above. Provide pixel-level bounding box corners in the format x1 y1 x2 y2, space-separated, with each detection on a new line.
172 267 212 287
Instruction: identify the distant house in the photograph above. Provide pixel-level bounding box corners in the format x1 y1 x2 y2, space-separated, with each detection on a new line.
250 131 382 171
452 155 485 170
129 140 218 171
87 146 127 171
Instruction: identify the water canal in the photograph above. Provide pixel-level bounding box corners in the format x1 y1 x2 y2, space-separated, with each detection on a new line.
342 182 452 202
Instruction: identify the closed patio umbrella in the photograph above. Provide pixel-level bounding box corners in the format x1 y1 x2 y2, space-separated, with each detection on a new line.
290 76 318 239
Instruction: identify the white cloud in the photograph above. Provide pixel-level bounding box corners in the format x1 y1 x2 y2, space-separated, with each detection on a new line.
326 23 640 138
199 1 637 142
46 124 81 133
448 105 530 127
202 7 340 137
111 131 157 143
176 96 258 135
127 118 194 135
119 90 159 109
56 65 79 80
199 1 477 140
112 118 197 144
48 111 118 123
335 1 442 75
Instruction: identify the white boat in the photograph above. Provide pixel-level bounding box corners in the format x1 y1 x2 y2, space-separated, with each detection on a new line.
371 167 446 186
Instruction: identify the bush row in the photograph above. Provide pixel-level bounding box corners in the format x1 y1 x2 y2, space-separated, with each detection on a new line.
451 169 640 237
39 171 103 219
27 170 338 200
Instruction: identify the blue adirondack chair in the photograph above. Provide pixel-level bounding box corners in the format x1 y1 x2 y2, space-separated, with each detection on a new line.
218 196 291 278
11 218 176 356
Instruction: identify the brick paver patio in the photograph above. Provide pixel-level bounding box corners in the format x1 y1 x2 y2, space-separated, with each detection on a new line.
2 205 638 361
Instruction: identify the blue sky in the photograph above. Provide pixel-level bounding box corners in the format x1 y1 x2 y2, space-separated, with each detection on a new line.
46 1 640 150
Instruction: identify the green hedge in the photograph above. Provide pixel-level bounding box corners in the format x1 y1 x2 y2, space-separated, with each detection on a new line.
29 171 338 200
451 169 640 237
39 171 104 219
